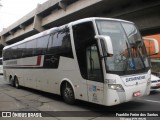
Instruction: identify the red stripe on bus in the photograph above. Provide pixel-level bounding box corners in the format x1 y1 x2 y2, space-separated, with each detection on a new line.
37 55 41 66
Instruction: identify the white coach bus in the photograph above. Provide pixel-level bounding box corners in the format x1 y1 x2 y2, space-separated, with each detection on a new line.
2 17 159 106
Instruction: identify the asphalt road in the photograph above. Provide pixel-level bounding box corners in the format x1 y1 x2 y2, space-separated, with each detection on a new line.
0 75 160 120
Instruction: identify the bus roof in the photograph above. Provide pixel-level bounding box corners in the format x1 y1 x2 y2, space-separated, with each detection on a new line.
69 17 133 26
3 17 133 50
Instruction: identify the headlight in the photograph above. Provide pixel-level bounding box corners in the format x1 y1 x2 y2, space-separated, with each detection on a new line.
108 84 124 92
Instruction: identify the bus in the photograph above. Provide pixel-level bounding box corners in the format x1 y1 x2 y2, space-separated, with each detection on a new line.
0 57 3 74
2 17 159 106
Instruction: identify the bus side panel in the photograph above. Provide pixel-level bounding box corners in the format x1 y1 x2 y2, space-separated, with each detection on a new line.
57 57 88 101
3 56 89 102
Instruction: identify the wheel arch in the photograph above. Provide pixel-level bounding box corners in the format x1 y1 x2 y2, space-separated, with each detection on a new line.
9 75 13 83
60 78 76 98
9 75 12 80
14 75 18 80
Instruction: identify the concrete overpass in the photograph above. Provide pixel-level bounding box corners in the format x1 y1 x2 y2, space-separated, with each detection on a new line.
0 0 160 55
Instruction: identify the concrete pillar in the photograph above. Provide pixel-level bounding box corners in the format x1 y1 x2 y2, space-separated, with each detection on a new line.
33 15 44 32
0 36 7 46
59 1 67 11
33 4 45 33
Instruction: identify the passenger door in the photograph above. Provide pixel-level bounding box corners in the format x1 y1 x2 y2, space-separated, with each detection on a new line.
73 22 104 104
86 44 104 104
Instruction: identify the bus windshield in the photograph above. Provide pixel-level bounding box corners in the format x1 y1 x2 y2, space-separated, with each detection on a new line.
96 20 150 75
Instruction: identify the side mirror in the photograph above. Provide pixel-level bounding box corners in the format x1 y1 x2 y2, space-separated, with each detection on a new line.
95 35 113 56
143 37 159 56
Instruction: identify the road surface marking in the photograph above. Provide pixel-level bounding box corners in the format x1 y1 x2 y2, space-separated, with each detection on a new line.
142 99 160 103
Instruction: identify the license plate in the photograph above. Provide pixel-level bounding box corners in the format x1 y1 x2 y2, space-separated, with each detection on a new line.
133 91 141 97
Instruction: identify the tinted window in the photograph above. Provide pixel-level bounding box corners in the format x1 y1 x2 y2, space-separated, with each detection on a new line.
25 40 37 57
47 28 73 58
36 35 49 55
17 43 26 58
3 50 7 60
8 48 13 59
6 48 12 60
11 46 18 59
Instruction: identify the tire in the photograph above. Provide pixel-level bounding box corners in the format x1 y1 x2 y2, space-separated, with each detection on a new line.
62 82 75 104
10 77 15 87
14 77 20 89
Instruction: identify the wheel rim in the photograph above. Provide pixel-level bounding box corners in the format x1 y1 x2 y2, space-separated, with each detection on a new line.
63 83 75 103
64 87 73 99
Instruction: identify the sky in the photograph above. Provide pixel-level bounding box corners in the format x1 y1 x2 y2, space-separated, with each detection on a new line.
0 0 48 32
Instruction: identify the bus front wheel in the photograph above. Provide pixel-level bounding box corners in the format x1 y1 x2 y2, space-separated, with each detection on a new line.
9 76 14 87
62 82 75 105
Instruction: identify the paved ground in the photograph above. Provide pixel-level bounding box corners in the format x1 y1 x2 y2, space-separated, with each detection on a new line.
0 75 160 120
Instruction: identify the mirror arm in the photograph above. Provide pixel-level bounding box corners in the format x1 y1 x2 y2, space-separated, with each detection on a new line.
95 35 114 55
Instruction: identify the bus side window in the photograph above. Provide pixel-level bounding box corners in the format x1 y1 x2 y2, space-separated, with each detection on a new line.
17 43 26 58
12 46 18 59
25 40 37 57
36 35 49 55
9 47 13 59
47 29 73 58
6 48 11 60
3 49 7 60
